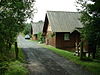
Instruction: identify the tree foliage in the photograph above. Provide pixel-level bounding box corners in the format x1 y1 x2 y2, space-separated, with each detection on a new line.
0 0 35 57
23 23 32 35
76 0 100 58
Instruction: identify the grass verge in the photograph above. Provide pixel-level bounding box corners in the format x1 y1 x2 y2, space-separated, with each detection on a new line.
5 61 28 75
0 46 28 75
40 44 100 75
18 48 26 62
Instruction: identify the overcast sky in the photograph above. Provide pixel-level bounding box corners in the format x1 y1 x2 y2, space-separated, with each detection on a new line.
32 0 77 22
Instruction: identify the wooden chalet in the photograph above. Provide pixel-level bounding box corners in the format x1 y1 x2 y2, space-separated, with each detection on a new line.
31 21 44 40
43 11 83 51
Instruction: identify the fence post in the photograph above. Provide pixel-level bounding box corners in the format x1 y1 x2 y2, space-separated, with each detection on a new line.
15 42 19 60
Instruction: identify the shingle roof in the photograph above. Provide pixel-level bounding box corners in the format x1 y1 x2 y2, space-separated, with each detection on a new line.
47 11 83 33
32 21 44 34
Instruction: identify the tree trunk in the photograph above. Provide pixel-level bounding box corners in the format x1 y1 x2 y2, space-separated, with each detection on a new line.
92 44 96 59
92 52 96 59
88 52 91 58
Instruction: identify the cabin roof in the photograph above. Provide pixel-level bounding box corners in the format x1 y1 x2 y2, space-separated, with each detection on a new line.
46 11 83 33
32 21 44 34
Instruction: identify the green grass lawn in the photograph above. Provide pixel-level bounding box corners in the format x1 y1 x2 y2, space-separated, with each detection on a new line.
9 45 25 62
17 48 26 62
40 44 100 75
0 45 28 75
8 46 28 75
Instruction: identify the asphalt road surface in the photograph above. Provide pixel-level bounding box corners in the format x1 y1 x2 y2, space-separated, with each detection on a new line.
17 35 94 75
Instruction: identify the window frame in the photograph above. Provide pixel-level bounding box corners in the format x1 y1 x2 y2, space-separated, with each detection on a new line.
64 33 70 40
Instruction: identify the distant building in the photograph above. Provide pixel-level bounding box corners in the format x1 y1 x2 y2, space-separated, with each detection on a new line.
31 21 44 40
43 11 83 51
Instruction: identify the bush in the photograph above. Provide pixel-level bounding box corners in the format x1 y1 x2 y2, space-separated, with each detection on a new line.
5 61 28 75
37 32 45 43
96 47 100 60
0 61 8 75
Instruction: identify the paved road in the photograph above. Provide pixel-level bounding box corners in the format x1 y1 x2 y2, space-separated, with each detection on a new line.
17 35 94 75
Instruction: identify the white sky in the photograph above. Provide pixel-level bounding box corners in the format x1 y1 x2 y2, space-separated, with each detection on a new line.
33 0 77 22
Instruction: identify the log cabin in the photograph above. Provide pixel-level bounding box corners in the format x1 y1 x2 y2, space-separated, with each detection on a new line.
43 11 83 51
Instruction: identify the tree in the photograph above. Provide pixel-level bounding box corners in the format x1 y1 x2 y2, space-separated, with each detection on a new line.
76 0 100 59
0 0 35 58
23 23 32 35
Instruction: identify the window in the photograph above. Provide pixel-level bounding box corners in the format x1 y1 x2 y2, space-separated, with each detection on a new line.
64 33 69 40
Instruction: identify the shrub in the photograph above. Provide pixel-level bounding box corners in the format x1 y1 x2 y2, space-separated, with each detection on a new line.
0 61 8 75
96 47 100 60
37 32 45 43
